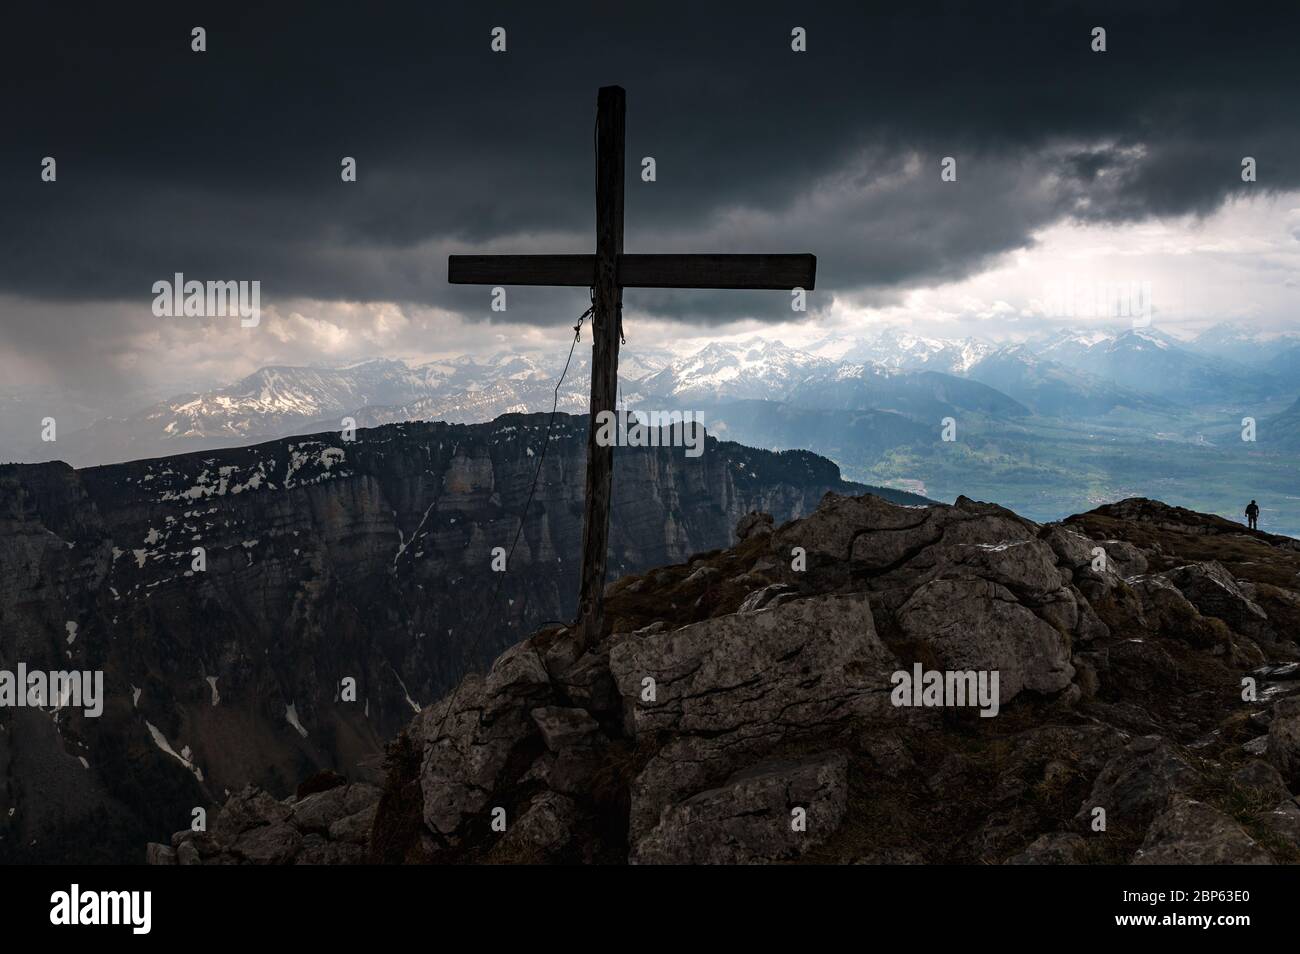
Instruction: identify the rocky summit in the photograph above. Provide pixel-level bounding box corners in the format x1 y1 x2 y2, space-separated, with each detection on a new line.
3 413 921 864
150 491 1300 865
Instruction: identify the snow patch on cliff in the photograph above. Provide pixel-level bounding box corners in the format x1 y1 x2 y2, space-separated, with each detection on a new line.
285 704 308 738
145 721 204 781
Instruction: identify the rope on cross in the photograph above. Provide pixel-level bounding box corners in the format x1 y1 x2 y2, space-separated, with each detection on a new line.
449 85 816 647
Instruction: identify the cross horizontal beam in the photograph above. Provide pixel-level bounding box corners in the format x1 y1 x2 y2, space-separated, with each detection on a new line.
447 253 816 290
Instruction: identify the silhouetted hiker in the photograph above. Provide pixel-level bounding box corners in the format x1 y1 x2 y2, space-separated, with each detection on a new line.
1246 500 1260 530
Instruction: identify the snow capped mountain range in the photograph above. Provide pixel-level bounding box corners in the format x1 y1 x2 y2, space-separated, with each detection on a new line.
809 329 996 375
139 354 557 437
1189 322 1300 365
9 322 1299 467
1029 326 1276 401
637 339 835 403
20 353 579 467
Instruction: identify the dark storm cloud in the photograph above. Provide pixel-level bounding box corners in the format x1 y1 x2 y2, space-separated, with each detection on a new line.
2 0 1298 328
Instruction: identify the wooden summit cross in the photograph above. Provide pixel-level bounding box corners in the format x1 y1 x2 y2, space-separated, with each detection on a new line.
448 85 816 646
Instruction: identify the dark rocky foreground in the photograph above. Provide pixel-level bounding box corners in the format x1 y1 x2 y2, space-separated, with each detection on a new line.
151 492 1300 865
2 413 914 863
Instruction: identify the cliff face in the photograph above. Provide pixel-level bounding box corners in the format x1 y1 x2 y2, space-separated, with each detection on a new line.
152 493 1300 866
0 412 906 863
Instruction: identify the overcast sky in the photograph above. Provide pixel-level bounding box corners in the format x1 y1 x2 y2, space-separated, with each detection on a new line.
2 0 1298 409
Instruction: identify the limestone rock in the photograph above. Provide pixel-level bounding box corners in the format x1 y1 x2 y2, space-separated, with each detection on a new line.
1005 832 1086 865
772 492 1030 572
343 783 382 816
138 488 1300 866
1267 696 1300 789
498 792 579 857
294 835 365 865
530 706 600 752
145 842 176 865
289 784 353 833
1244 736 1270 756
176 840 202 866
896 577 1074 703
608 593 896 839
553 650 620 714
328 803 378 845
1231 760 1291 804
735 510 774 542
414 640 555 840
684 565 720 585
1100 539 1149 578
1253 799 1300 852
211 785 292 849
1129 574 1228 649
520 748 605 796
632 751 848 864
736 583 798 613
1077 736 1199 827
1162 561 1274 643
1041 525 1100 571
233 823 302 865
1133 795 1272 865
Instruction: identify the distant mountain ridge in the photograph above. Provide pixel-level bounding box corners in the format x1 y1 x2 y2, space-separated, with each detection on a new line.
13 321 1300 469
1038 327 1275 401
25 354 591 467
1188 321 1300 367
966 344 1177 417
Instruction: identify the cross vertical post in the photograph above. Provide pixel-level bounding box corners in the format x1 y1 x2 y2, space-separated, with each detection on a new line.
576 85 625 646
447 85 814 651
